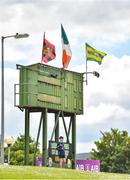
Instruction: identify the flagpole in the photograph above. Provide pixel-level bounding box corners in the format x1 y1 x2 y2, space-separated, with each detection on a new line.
61 24 64 69
61 24 65 80
44 32 45 41
85 43 88 85
41 32 45 63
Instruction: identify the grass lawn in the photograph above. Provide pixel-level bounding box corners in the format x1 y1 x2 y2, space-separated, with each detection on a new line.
0 165 130 179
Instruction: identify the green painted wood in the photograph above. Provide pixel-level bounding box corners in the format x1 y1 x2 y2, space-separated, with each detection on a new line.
37 94 61 104
38 75 61 86
18 63 83 115
55 112 59 142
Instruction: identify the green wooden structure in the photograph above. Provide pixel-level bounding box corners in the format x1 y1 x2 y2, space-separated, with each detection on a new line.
14 63 83 169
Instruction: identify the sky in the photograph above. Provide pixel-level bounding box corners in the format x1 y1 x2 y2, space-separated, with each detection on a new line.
0 0 130 154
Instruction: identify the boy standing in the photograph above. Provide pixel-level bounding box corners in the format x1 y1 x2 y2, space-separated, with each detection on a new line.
57 136 65 168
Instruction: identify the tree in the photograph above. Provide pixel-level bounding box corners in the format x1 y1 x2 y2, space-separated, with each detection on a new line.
4 134 41 165
91 128 130 173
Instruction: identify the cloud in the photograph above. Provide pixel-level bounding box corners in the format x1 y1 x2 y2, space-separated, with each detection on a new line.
86 54 130 108
72 54 130 127
1 0 130 67
77 142 96 153
0 0 130 46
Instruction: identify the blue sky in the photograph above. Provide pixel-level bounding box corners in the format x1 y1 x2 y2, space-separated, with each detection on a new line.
109 40 130 57
0 0 130 153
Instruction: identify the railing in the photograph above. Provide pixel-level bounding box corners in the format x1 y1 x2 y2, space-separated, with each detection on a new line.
14 83 37 107
14 84 20 107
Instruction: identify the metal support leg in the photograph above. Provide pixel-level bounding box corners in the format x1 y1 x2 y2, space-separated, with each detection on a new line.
25 109 30 165
50 111 61 141
55 112 59 142
72 113 76 169
33 112 43 165
61 112 70 143
67 117 72 137
42 108 47 166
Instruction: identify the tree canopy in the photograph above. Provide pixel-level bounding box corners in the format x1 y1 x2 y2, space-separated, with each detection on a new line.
4 134 41 165
91 128 130 173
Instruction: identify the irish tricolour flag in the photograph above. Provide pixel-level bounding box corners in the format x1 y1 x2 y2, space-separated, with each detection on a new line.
61 24 72 68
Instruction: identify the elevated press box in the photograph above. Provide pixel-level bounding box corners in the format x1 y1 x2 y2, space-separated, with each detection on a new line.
15 63 83 115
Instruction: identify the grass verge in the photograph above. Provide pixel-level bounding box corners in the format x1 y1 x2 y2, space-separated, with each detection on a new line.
0 165 130 179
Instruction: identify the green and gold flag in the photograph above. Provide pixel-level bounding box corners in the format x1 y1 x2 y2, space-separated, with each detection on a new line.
86 43 107 65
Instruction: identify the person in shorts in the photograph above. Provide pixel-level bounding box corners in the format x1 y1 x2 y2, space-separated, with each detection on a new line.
57 136 65 168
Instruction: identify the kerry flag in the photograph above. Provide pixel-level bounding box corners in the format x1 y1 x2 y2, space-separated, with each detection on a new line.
86 43 107 65
61 24 72 68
